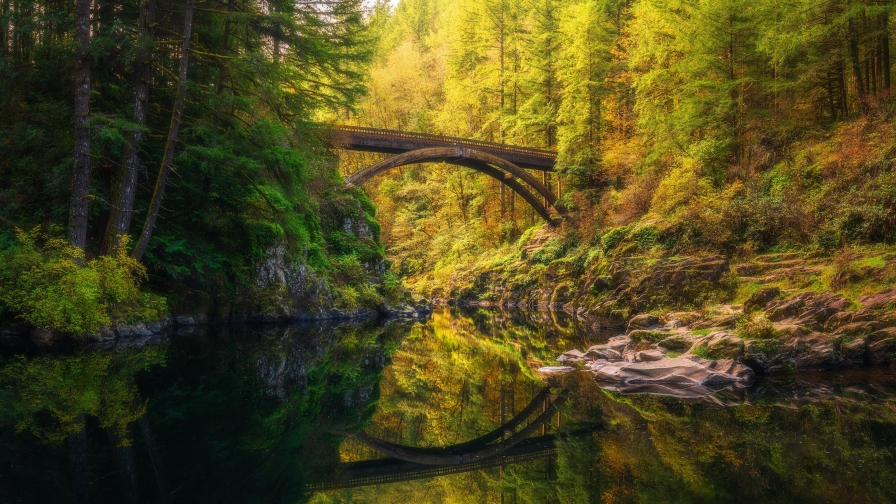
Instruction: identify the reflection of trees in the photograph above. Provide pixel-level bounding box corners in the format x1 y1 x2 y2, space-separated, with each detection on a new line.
0 320 405 503
329 309 598 503
0 348 164 443
0 345 165 503
571 373 896 503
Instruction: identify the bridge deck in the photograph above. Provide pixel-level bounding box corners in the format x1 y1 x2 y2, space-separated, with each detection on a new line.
333 125 556 171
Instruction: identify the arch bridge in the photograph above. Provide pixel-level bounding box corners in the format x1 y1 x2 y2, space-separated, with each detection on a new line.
332 126 565 221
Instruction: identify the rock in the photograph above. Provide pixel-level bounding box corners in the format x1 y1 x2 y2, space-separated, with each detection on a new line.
784 332 840 370
596 348 624 361
175 315 208 326
833 321 887 338
0 322 30 337
538 366 575 374
744 287 780 313
636 350 666 362
627 313 660 332
860 288 896 310
743 339 787 374
29 328 56 347
584 346 623 361
691 315 738 330
657 334 699 353
866 328 896 365
695 332 744 360
628 329 673 343
115 322 153 338
735 263 757 276
557 349 586 363
606 336 631 352
765 292 849 330
840 337 866 366
591 355 753 387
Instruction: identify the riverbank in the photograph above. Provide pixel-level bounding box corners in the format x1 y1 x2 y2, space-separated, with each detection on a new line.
430 228 896 377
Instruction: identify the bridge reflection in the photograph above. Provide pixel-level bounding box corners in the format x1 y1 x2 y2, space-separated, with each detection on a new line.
308 435 557 490
311 387 567 490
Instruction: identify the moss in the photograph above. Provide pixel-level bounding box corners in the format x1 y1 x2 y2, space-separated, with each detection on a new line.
691 345 712 359
629 330 672 343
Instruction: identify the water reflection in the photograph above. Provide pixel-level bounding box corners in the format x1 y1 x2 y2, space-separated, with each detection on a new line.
1 309 895 503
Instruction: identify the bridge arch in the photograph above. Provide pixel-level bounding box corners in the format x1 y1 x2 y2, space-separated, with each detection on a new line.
344 147 564 221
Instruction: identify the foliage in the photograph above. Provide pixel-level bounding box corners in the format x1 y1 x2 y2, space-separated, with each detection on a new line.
0 346 165 444
737 314 779 340
0 0 400 318
0 229 157 334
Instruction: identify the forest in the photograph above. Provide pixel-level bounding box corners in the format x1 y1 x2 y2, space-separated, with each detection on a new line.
1 0 896 330
349 0 896 297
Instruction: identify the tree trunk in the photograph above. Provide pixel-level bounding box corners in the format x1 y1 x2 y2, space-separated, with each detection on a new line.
848 17 869 115
884 13 891 92
68 414 90 504
107 427 139 504
70 0 92 251
103 0 156 254
1 0 9 57
139 416 172 504
133 0 194 261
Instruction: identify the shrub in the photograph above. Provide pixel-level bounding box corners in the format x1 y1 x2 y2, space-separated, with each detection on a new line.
691 345 712 359
631 225 658 251
737 314 778 340
0 229 152 334
600 226 629 252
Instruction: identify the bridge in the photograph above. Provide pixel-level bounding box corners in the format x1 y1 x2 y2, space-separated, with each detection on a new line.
331 126 564 221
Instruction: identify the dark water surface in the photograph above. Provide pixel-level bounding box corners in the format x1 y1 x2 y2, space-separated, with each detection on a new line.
2 308 896 503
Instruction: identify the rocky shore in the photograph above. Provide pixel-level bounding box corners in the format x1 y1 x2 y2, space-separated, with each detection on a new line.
0 303 432 350
437 246 896 380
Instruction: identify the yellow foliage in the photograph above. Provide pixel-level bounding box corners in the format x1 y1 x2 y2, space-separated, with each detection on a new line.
0 228 159 334
650 159 713 217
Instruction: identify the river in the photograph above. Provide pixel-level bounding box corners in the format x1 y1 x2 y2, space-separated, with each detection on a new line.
1 308 895 503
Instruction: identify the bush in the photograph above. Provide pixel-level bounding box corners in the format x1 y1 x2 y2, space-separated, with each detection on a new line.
631 225 658 250
600 226 629 252
0 229 154 334
737 314 778 340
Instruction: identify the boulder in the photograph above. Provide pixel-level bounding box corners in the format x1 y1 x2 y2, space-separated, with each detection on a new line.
765 292 849 330
744 287 780 313
840 337 866 366
606 336 631 352
784 332 841 370
657 334 699 353
696 332 744 360
591 355 753 387
636 350 666 362
735 263 757 276
866 328 896 365
860 288 896 310
586 348 623 362
628 329 673 343
743 339 788 374
691 315 738 330
557 349 585 363
627 313 660 332
833 321 887 338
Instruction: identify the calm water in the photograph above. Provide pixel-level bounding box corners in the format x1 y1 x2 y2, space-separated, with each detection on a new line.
2 308 896 503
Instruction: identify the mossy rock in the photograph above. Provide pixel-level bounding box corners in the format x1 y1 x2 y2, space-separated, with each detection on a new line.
628 330 674 343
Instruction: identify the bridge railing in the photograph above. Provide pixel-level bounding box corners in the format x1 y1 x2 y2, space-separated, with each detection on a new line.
333 125 557 161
